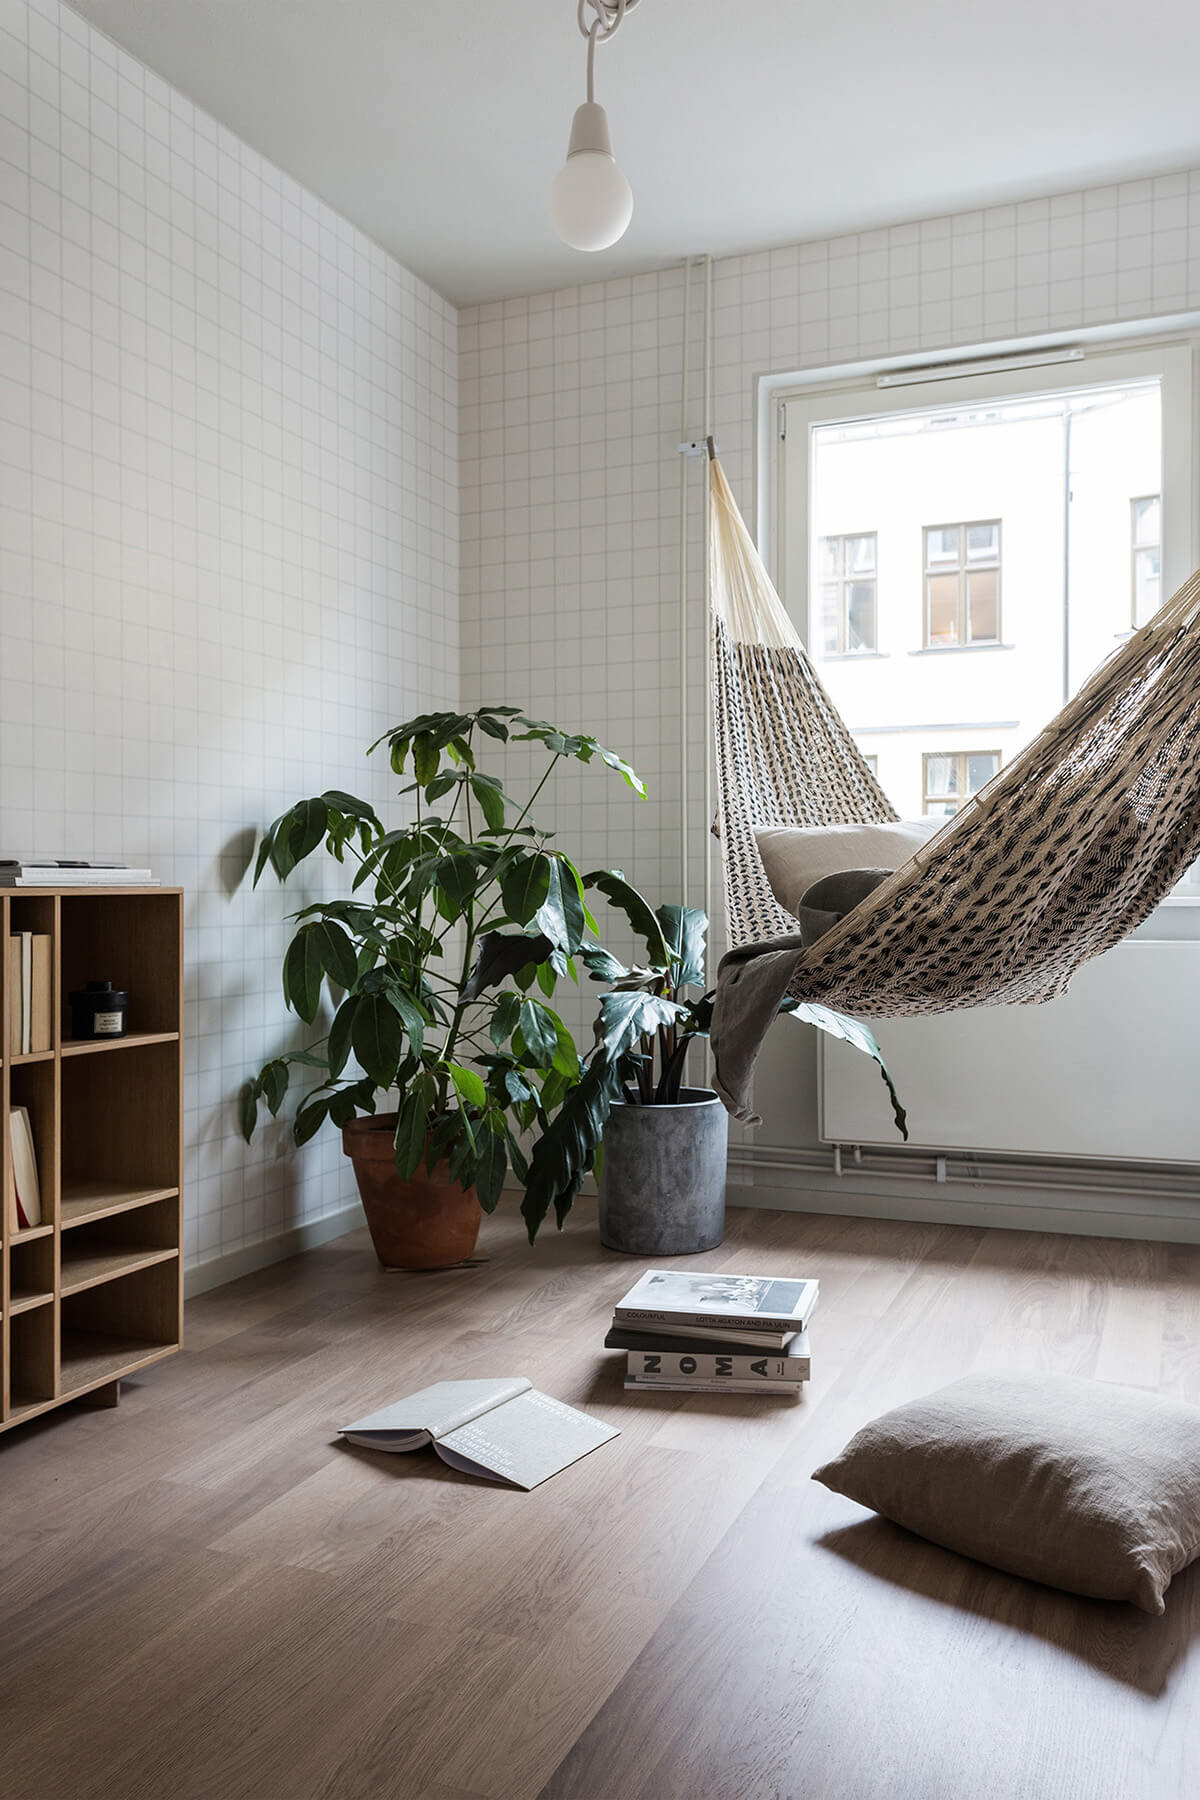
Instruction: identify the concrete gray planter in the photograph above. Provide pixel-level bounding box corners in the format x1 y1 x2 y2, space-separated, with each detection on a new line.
597 1087 728 1256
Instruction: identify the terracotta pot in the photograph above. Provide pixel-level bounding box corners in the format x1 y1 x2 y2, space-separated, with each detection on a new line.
342 1113 482 1271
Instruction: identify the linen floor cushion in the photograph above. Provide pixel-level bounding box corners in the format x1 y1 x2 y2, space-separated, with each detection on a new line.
811 1373 1200 1613
753 820 943 923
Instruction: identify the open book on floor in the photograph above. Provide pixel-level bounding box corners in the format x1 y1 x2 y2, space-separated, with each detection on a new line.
339 1378 619 1491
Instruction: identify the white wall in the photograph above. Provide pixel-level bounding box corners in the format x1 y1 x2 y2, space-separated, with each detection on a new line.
0 0 458 1274
459 168 1200 1181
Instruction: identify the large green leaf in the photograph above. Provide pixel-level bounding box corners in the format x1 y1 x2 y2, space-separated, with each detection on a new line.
789 1004 909 1141
311 918 357 992
393 1074 434 1179
489 990 523 1048
656 905 707 990
595 990 684 1063
448 1063 487 1110
474 1114 508 1212
352 991 405 1086
521 1059 621 1242
436 850 480 918
462 931 553 1001
260 1059 289 1116
283 926 325 1023
469 773 506 831
517 998 559 1065
500 853 552 927
584 869 671 967
412 733 439 784
327 995 360 1078
287 797 329 865
293 1092 330 1146
389 989 426 1057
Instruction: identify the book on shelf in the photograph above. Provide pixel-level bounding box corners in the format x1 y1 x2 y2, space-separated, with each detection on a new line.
339 1377 619 1490
625 1331 810 1388
8 1104 41 1230
612 1269 819 1346
6 930 52 1056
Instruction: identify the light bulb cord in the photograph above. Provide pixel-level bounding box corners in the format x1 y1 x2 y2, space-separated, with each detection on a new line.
578 0 641 103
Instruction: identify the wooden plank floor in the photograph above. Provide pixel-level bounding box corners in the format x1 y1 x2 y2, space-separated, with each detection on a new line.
3 1202 1200 1800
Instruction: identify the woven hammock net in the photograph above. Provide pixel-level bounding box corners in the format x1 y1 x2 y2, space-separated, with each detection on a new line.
709 454 1200 1018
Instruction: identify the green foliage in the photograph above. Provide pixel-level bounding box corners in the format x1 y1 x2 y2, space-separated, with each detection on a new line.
787 1003 909 1141
240 707 655 1241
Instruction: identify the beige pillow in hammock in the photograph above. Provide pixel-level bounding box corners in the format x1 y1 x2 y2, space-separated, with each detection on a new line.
754 820 943 923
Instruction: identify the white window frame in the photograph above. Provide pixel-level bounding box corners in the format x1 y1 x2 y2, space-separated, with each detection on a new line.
763 330 1198 908
819 530 878 654
922 749 1002 817
1130 493 1162 627
770 339 1196 650
922 519 1003 647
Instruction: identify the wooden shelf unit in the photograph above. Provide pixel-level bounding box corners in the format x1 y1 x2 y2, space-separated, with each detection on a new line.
1 887 183 1430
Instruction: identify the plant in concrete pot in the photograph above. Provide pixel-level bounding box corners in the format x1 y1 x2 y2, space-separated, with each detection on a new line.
238 706 651 1269
584 901 728 1256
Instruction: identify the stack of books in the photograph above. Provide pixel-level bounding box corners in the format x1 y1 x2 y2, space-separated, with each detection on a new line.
6 930 52 1055
607 1268 819 1398
0 860 157 886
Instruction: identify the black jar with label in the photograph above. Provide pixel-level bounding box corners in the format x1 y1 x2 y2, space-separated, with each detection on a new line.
69 980 129 1040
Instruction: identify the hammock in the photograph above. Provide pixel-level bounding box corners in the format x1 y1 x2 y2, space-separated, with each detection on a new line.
708 450 1200 1114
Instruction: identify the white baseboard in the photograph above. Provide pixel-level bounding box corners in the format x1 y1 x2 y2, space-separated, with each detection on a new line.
184 1201 365 1297
728 1160 1200 1244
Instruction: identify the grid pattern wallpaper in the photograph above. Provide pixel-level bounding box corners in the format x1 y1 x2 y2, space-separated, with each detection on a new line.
459 167 1200 1061
0 0 458 1269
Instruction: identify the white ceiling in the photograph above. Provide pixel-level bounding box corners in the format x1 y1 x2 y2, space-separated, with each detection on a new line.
68 0 1200 307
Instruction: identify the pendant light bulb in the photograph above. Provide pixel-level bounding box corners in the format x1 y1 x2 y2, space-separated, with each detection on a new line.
549 101 633 253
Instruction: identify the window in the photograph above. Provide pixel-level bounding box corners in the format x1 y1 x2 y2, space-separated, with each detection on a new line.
922 751 1001 817
862 753 878 776
1131 494 1161 626
819 532 877 653
924 521 1001 647
777 340 1191 825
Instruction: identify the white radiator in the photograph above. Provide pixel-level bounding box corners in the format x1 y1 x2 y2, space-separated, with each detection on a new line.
820 939 1200 1164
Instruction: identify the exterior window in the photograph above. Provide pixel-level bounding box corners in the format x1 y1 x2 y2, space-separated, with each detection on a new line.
1131 495 1161 626
819 533 877 654
922 750 1001 817
923 521 1001 647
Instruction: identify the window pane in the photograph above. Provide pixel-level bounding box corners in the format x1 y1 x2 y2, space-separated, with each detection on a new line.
820 583 841 654
927 573 959 644
924 800 958 818
966 522 1000 561
820 537 840 580
967 568 999 641
846 581 876 652
846 534 875 575
1132 496 1160 546
1134 547 1161 624
926 527 959 564
925 753 957 796
966 753 999 791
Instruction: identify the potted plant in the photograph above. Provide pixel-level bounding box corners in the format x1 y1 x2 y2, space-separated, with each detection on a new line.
582 902 727 1255
582 901 911 1255
239 706 659 1268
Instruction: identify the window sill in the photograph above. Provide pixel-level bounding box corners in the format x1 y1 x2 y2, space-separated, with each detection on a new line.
908 642 1015 656
819 650 889 662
